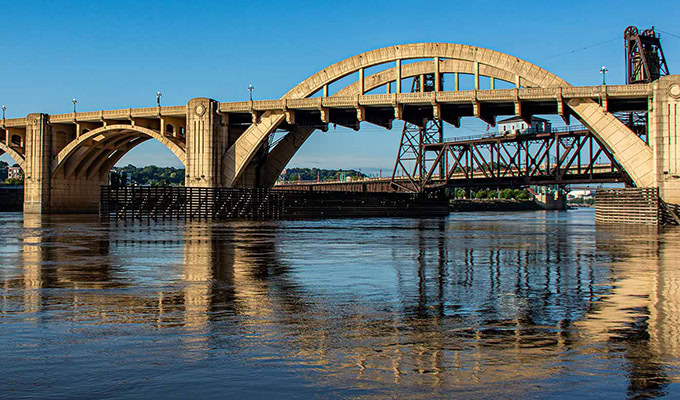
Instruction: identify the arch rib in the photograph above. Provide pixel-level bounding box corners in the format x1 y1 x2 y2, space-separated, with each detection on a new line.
0 142 26 172
568 98 654 187
224 42 568 187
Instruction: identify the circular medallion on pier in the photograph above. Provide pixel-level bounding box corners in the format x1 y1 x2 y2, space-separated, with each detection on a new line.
195 104 206 116
669 84 680 99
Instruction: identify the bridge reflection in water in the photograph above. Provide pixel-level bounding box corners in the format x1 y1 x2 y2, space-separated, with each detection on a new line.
0 212 678 398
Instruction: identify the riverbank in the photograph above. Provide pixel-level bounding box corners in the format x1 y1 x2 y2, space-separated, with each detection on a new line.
449 199 542 212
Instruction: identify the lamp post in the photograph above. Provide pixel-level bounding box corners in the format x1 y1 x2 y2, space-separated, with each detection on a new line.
1 105 5 119
157 91 162 107
72 98 77 113
248 84 255 101
600 66 608 85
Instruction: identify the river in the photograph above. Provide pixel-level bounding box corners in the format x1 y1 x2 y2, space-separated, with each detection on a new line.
0 209 678 399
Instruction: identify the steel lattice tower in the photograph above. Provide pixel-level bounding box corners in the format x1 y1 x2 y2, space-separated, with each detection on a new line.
391 74 444 192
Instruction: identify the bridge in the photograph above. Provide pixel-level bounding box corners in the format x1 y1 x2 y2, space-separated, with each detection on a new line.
1 37 679 213
274 124 628 192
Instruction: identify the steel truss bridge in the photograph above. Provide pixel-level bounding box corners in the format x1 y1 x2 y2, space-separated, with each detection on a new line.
274 124 627 192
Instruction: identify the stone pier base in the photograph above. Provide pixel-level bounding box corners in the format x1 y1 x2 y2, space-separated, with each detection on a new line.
594 188 679 226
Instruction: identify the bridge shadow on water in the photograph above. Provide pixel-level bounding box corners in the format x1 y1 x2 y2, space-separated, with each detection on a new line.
0 211 678 398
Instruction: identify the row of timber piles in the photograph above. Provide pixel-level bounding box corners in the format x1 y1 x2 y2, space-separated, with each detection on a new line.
100 186 449 220
595 188 680 226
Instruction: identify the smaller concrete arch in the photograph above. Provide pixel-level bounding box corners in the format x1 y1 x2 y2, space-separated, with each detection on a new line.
53 124 186 178
0 142 26 172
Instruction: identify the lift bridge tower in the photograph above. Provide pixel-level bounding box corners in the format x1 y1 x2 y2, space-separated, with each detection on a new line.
622 26 670 139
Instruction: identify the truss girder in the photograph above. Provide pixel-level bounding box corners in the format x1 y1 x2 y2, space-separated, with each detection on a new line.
420 130 631 188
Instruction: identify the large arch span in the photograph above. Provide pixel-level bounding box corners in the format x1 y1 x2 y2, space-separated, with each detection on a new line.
225 43 570 187
225 42 653 189
53 124 186 180
256 57 568 186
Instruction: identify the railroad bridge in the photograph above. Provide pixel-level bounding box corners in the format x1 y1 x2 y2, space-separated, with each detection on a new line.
1 38 679 214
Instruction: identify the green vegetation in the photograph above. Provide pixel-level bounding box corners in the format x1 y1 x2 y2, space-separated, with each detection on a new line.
447 187 532 200
107 165 368 186
111 164 185 186
280 167 367 182
0 161 8 182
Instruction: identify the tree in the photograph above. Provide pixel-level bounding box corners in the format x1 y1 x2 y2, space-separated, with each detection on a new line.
500 188 514 199
280 167 367 182
516 189 531 200
0 161 8 181
111 164 184 186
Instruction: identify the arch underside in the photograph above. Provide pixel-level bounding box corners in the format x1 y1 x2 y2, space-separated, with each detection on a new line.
0 142 26 172
53 124 186 180
228 43 569 187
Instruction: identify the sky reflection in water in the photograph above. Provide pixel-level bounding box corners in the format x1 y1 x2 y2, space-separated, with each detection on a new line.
0 209 679 399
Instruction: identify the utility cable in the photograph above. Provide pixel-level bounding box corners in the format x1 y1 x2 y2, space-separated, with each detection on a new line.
537 37 619 62
657 29 680 39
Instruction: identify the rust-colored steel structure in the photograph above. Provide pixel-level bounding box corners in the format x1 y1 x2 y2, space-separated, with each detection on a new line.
391 74 444 192
275 125 629 193
625 26 669 84
618 26 670 145
421 126 629 189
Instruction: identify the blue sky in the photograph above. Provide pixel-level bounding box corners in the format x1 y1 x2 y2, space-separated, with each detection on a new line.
1 0 679 172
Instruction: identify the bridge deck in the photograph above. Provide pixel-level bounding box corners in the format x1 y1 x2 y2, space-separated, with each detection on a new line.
1 84 650 128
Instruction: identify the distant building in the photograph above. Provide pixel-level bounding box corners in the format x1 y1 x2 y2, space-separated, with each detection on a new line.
7 166 22 180
567 189 596 200
497 116 551 135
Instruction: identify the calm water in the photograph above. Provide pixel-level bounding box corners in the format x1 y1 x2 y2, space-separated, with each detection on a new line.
0 210 679 399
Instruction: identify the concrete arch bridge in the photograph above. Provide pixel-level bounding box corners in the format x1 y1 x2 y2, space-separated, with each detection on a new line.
1 42 678 213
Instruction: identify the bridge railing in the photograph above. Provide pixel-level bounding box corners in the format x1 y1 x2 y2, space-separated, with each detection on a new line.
440 124 588 144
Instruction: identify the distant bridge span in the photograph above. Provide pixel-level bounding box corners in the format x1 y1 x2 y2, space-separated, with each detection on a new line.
0 42 678 213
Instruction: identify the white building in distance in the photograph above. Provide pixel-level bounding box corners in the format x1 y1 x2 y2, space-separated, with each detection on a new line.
497 116 551 135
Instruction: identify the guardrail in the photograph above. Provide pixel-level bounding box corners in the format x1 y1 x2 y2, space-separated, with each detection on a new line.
441 124 588 143
2 83 649 128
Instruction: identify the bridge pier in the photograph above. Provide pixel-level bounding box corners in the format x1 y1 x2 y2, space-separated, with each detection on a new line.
23 114 50 213
23 114 107 214
185 98 225 188
650 76 680 205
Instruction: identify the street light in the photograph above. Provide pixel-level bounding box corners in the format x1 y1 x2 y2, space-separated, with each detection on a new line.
600 65 608 85
157 91 162 107
72 98 78 113
248 84 255 101
1 105 5 119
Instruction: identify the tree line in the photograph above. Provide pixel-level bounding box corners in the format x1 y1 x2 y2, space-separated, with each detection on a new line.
280 167 366 182
108 165 367 186
110 164 184 186
446 188 532 200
